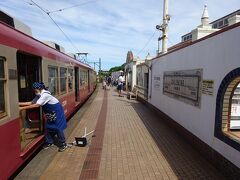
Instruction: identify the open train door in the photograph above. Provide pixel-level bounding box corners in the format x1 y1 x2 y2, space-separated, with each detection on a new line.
75 67 80 101
17 51 43 151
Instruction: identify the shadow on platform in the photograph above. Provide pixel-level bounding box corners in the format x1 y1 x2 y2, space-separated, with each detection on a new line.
117 97 226 180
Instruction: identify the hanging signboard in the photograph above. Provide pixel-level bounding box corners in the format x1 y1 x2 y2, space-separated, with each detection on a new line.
163 69 202 107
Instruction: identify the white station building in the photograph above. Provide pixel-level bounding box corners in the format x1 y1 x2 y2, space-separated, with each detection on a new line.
133 5 240 175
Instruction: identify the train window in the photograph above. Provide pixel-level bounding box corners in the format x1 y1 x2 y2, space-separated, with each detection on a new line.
68 68 73 91
86 71 89 86
60 67 67 94
0 57 6 118
80 71 83 86
48 66 58 95
80 70 87 86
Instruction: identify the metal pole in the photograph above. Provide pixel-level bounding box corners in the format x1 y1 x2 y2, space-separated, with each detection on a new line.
162 0 168 53
84 130 95 137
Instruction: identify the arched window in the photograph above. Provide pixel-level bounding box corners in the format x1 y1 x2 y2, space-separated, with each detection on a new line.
215 68 240 151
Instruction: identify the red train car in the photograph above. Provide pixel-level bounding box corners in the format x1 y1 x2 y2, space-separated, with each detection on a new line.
0 21 96 179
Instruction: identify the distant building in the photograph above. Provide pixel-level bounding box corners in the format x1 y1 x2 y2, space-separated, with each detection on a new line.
182 8 240 42
136 53 152 100
111 70 124 82
124 51 144 91
212 9 240 29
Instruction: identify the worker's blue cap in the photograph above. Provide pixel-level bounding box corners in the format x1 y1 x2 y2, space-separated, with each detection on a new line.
32 82 45 90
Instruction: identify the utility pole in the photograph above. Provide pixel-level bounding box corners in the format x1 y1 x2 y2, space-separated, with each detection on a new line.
87 58 101 74
162 0 168 54
99 58 101 73
76 52 88 63
156 0 170 54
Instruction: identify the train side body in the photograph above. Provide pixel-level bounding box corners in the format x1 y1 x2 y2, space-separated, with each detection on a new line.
0 22 96 179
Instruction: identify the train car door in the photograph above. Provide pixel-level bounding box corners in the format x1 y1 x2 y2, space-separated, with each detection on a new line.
17 51 43 150
75 67 80 101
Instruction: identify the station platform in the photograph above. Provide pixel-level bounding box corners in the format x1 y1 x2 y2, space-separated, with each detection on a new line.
15 86 226 180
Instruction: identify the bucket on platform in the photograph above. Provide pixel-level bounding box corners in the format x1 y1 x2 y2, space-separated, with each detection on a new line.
75 137 87 147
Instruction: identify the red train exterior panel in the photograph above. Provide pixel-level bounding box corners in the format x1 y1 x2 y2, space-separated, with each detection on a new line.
0 21 96 179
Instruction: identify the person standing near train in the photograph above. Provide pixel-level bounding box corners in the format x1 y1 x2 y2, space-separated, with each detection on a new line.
19 82 67 152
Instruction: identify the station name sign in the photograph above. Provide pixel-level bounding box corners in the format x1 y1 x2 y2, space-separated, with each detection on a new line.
163 69 202 107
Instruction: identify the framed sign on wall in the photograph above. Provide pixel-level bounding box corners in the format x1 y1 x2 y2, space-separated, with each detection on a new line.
163 69 203 107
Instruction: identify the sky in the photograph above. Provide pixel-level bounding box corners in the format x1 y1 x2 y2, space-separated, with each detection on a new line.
0 0 239 71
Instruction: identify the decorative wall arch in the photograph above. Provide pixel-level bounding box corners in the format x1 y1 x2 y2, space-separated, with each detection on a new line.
215 68 240 151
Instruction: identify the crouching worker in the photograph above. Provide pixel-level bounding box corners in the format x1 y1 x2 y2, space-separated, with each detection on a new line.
19 82 67 152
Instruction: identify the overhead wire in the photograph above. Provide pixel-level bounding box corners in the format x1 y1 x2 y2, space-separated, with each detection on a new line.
48 0 99 14
28 0 160 63
136 30 157 56
29 0 86 62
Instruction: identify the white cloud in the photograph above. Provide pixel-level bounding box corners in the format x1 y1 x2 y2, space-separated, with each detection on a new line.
0 0 239 70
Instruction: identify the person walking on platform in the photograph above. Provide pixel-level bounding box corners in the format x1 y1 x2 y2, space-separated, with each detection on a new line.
19 82 67 152
107 76 112 87
102 79 107 90
117 73 124 97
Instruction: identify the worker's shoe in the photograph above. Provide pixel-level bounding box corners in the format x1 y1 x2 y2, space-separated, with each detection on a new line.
43 143 53 149
58 144 67 152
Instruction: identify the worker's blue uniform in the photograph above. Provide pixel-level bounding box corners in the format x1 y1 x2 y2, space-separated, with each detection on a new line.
35 90 67 146
43 101 67 130
43 101 67 146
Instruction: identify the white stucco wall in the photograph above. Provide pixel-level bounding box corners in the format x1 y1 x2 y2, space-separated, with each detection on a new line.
149 25 240 167
132 62 137 90
125 61 136 90
136 64 148 87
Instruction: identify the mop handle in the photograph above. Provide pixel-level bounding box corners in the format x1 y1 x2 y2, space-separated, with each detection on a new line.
83 130 95 137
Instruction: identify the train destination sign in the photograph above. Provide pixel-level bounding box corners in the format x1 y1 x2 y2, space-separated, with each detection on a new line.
163 69 202 107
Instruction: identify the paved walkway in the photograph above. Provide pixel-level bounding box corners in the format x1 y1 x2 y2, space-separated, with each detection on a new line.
97 88 224 180
16 86 225 180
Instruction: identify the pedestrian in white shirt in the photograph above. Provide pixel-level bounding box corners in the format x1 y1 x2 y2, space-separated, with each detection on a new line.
117 74 124 97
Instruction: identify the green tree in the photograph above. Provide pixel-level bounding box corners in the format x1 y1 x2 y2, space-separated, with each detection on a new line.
109 64 125 73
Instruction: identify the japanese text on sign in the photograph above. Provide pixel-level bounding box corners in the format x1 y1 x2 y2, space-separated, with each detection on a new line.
202 80 214 96
163 69 202 107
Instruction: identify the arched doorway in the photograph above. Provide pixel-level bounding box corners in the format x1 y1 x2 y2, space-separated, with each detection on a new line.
215 68 240 151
